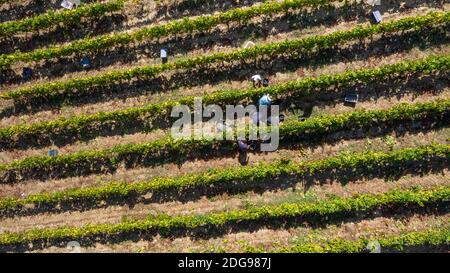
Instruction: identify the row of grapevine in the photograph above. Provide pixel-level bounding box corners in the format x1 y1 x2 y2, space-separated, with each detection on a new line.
0 143 447 213
2 11 449 102
0 99 448 182
0 185 448 247
0 54 448 145
246 228 450 253
0 0 347 69
0 0 125 38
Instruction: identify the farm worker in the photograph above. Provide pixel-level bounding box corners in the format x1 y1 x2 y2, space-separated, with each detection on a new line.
259 94 272 106
237 139 250 153
237 139 256 165
262 78 269 87
161 48 168 64
251 74 262 88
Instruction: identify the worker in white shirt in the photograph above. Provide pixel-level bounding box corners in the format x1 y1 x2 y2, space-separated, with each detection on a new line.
251 74 262 88
161 48 168 64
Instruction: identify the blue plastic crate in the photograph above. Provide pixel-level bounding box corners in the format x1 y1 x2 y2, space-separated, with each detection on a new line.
372 11 382 24
345 93 359 104
48 149 59 157
82 57 90 68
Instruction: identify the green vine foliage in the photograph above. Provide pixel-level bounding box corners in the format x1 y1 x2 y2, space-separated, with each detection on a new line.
0 0 346 69
0 54 447 145
0 143 448 211
1 11 448 101
0 185 448 247
247 228 450 253
0 1 125 37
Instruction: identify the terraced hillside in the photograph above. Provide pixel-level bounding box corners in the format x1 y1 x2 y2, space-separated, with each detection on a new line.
0 0 448 253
